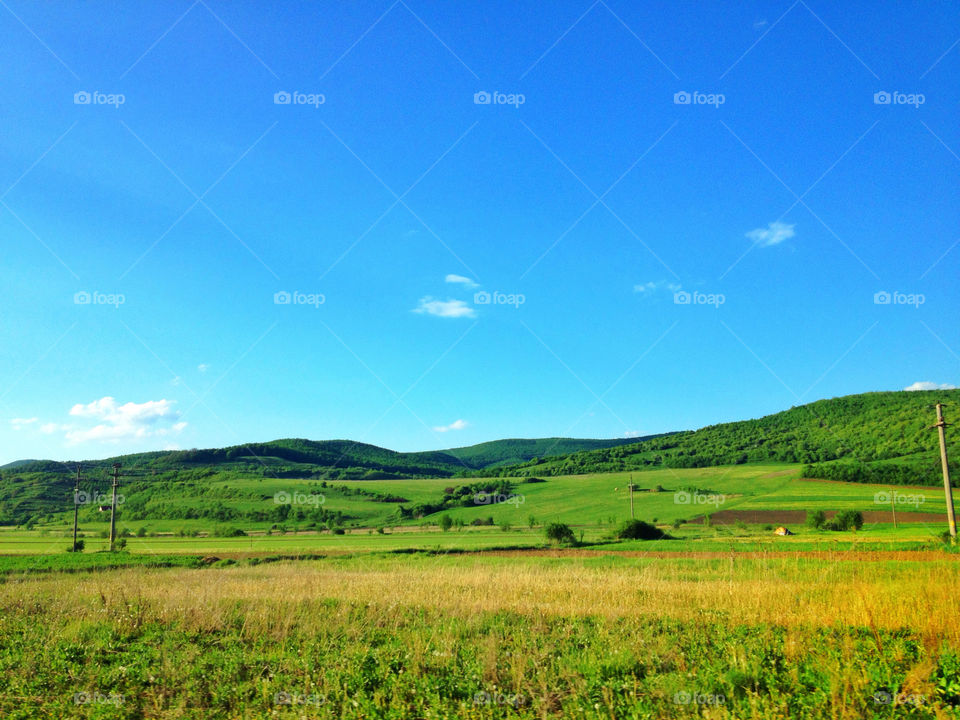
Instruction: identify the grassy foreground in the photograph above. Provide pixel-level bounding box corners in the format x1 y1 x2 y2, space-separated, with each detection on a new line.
1 551 959 718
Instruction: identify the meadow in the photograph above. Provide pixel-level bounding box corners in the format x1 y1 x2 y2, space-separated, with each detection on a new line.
1 551 959 718
2 463 958 718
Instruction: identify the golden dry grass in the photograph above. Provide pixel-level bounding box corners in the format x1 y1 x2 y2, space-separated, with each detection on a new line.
5 554 958 646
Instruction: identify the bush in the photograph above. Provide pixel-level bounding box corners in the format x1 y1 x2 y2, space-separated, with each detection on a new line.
332 528 345 535
439 515 453 532
806 510 827 529
544 522 576 545
617 520 667 540
214 526 247 537
828 510 864 532
671 518 683 529
66 539 85 553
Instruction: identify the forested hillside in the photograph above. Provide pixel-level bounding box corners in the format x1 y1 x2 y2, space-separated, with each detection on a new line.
484 390 959 486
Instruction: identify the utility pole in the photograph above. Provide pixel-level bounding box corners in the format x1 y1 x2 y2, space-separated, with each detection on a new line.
933 403 956 540
109 463 121 552
72 465 82 552
628 476 635 520
890 487 897 530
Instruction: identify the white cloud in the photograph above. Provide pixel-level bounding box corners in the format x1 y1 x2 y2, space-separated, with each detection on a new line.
904 381 957 392
65 396 186 444
623 430 643 438
413 297 476 319
445 274 479 289
10 417 37 430
197 364 209 373
40 422 65 434
433 419 468 432
746 221 795 247
634 281 682 294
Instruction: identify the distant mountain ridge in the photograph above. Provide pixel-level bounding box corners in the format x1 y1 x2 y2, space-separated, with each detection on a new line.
0 436 655 476
481 390 959 486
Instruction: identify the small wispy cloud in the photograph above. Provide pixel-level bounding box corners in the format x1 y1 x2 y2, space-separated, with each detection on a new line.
197 364 209 373
10 417 37 430
413 297 476 319
904 381 957 392
746 221 795 247
433 419 468 432
445 274 479 289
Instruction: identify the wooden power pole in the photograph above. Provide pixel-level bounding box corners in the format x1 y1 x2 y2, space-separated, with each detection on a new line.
628 476 635 520
72 465 82 552
109 463 121 552
933 403 957 540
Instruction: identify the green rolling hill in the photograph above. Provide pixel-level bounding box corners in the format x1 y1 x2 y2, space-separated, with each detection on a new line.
0 436 643 525
1 390 956 529
483 390 959 486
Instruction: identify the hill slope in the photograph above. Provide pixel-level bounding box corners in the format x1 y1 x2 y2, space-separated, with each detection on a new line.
0 436 642 524
441 436 668 469
483 390 960 486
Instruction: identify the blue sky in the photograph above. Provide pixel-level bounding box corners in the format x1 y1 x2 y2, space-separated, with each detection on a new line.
1 0 958 463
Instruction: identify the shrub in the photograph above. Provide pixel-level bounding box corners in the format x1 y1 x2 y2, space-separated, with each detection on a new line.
806 510 827 529
617 520 667 540
332 528 345 535
827 510 863 532
66 540 85 553
544 522 576 545
214 526 247 537
439 515 453 532
671 518 683 529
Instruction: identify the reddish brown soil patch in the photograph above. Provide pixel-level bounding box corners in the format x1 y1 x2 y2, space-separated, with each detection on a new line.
687 509 947 525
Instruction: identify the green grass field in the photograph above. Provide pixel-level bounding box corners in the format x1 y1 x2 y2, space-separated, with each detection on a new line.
2 466 958 718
